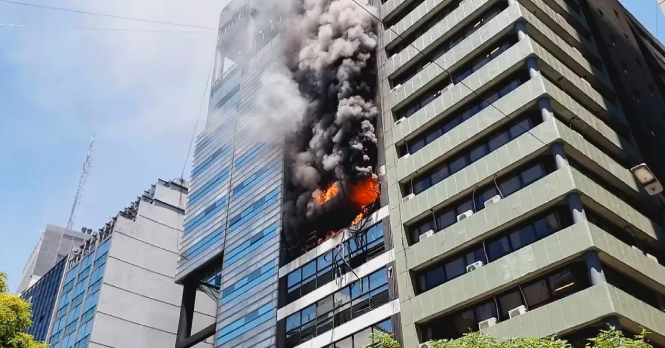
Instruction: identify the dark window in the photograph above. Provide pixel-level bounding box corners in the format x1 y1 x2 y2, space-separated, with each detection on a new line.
397 71 529 157
394 35 516 119
283 224 384 305
408 158 555 244
283 268 389 348
415 208 571 293
403 111 538 195
419 263 588 341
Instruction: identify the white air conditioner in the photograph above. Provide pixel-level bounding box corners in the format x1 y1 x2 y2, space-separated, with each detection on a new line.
484 195 502 207
478 317 497 330
419 342 432 348
402 193 415 202
423 230 435 239
466 260 484 273
395 118 404 126
508 305 527 319
647 253 659 263
392 84 403 91
457 210 474 222
400 153 411 159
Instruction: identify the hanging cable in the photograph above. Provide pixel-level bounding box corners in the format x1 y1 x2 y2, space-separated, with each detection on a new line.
0 0 217 30
493 175 504 198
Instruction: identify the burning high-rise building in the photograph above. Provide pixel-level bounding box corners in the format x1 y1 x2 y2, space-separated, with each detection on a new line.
176 0 665 347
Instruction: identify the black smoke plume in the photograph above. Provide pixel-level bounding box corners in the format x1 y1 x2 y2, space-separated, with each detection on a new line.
281 0 379 246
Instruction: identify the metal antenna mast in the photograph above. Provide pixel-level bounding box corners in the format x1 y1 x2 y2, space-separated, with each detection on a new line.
67 134 95 230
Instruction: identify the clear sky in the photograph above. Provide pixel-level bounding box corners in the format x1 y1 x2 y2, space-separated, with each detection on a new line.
0 0 661 293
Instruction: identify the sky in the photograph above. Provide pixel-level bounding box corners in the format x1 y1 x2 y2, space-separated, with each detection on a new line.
0 0 662 293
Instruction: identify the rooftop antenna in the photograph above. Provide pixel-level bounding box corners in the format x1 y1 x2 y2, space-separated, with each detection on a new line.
67 134 95 230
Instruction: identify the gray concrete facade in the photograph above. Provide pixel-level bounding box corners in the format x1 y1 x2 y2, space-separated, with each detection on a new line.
17 224 91 294
47 179 217 348
376 0 665 346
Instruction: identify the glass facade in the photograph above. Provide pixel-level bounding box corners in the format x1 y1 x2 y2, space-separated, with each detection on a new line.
49 238 110 348
21 257 67 342
176 9 284 347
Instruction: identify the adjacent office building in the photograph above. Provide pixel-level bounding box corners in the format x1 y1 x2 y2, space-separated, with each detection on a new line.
20 257 68 342
46 179 216 348
17 224 91 294
176 0 665 348
378 0 665 345
18 225 91 342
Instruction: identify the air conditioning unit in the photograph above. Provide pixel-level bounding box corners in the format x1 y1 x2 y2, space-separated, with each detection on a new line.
478 317 497 330
392 84 403 91
402 193 415 202
508 305 527 319
647 253 659 263
419 342 432 348
484 195 502 207
395 118 404 125
457 210 474 222
400 153 410 159
466 260 484 273
423 230 435 239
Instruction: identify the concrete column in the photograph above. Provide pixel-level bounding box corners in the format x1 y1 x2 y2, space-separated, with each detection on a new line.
552 142 568 169
515 21 527 41
538 98 554 122
568 193 587 223
526 57 540 79
177 282 197 342
585 250 606 285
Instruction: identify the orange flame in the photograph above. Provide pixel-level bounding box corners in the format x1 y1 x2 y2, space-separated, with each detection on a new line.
351 206 370 226
347 176 380 208
314 182 341 206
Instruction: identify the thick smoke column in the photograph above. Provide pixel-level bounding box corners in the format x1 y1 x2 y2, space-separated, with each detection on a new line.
282 0 379 245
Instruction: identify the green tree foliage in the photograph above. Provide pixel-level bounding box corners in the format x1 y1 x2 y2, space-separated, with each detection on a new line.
366 327 653 348
0 272 48 348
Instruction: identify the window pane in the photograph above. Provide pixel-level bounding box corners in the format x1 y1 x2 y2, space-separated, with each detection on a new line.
444 116 462 132
498 291 523 320
465 248 487 265
509 225 536 250
454 310 476 335
335 287 351 307
431 165 450 184
302 262 316 280
449 156 468 174
335 337 352 348
375 319 393 334
521 164 546 186
445 257 465 280
469 144 488 162
301 305 316 324
475 301 497 322
425 267 445 291
318 253 332 271
369 269 387 290
317 295 334 316
499 176 520 196
457 200 473 215
535 214 561 238
509 119 530 138
437 210 456 231
477 187 499 209
523 280 550 308
548 269 576 297
286 313 301 331
426 129 441 144
488 237 511 261
410 139 425 154
488 131 510 151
